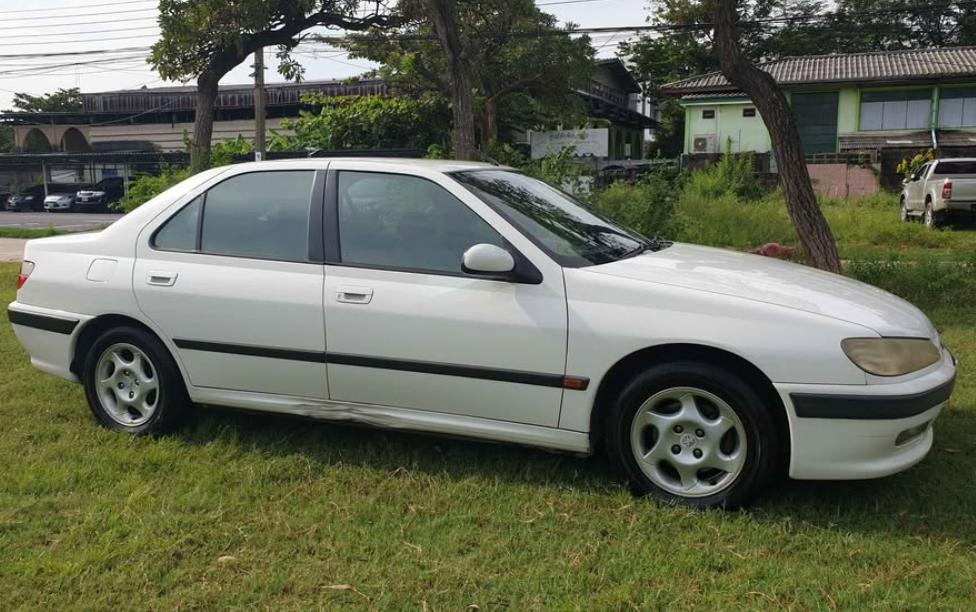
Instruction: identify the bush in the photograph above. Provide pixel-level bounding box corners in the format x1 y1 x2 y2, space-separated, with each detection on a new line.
114 166 191 213
847 254 976 312
592 172 684 238
683 149 762 201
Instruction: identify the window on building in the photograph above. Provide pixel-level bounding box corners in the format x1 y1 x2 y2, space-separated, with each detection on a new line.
859 90 932 130
702 109 715 119
742 107 757 117
938 87 976 128
200 171 314 262
337 172 504 274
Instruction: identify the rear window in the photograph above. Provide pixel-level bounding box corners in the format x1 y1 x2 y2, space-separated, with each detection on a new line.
934 161 976 175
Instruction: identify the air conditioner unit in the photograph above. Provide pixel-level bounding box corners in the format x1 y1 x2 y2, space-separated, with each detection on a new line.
692 134 716 153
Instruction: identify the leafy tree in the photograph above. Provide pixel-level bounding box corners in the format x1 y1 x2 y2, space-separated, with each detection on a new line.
0 126 13 153
271 93 451 151
713 0 840 272
151 0 396 174
11 88 83 112
344 0 593 152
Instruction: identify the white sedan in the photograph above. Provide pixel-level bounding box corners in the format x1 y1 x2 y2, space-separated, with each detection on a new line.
7 159 956 508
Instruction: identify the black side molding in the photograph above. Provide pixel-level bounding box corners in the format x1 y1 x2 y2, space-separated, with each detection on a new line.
173 338 589 390
174 339 327 363
7 308 78 335
791 376 955 420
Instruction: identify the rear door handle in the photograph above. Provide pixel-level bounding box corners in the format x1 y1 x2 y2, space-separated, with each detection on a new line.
336 285 373 304
147 271 178 287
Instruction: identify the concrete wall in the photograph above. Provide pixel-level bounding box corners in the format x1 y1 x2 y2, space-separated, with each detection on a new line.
807 163 879 198
683 98 771 154
90 118 291 151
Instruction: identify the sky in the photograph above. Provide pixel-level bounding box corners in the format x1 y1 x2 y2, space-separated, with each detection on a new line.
0 0 649 110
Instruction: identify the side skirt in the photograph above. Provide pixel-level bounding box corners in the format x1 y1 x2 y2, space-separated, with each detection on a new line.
189 387 593 455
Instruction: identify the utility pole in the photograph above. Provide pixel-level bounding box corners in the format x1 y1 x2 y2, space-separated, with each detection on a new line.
253 47 266 162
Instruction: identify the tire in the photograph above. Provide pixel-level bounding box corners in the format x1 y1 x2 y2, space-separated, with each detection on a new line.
82 326 190 435
604 361 779 509
923 202 944 229
899 198 909 222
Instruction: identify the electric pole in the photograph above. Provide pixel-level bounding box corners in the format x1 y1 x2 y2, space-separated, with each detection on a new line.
253 48 266 162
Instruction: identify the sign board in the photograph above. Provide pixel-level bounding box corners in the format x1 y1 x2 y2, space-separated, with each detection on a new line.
530 128 609 159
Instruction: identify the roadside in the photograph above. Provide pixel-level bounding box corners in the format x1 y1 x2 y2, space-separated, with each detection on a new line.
0 238 25 262
0 211 121 233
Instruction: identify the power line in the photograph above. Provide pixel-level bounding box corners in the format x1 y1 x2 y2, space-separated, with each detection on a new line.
0 33 160 47
0 46 153 59
0 1 154 15
0 8 156 24
0 26 160 40
0 14 158 30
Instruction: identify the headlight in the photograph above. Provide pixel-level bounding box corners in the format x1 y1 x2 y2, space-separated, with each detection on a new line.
841 337 941 376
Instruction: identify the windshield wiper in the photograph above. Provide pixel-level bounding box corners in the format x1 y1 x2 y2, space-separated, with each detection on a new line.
615 236 673 260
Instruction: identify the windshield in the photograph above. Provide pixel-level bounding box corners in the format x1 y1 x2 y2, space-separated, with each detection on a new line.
453 170 665 267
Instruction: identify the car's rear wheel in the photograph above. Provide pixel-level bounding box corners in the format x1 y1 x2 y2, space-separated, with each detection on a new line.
82 327 189 435
605 361 779 509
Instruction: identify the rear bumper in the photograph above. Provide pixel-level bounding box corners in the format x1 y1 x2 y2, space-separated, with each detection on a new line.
777 348 956 480
7 302 88 382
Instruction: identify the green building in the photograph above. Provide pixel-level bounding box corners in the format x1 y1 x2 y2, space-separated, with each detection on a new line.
662 47 976 156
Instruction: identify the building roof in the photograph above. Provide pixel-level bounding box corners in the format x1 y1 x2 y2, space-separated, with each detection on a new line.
595 58 643 94
661 46 976 95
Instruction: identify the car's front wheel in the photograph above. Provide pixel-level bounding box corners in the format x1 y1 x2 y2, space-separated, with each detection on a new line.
900 198 909 222
605 362 779 509
82 327 189 435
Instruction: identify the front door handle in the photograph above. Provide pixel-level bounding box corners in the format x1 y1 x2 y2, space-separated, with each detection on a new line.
336 285 373 304
147 271 178 287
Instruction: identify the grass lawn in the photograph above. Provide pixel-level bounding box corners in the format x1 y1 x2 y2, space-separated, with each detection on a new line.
1 249 975 608
0 227 62 240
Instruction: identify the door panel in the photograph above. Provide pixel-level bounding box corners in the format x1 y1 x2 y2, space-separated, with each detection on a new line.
792 92 839 154
324 265 567 426
132 168 328 399
322 168 568 427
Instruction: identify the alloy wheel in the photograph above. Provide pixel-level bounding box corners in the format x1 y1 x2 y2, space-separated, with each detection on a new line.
95 343 160 426
629 386 747 498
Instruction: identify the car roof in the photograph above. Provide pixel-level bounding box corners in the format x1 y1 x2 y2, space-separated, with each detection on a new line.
221 158 511 173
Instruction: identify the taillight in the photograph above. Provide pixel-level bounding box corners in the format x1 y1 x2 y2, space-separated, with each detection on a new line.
942 180 953 201
17 260 33 290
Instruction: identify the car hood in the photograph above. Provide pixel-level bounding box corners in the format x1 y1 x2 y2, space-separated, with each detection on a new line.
586 243 937 339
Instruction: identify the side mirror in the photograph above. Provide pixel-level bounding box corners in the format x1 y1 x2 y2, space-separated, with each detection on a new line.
462 243 515 278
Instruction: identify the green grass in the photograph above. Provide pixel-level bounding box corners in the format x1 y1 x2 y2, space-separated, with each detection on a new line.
676 190 976 262
1 256 976 608
0 226 62 239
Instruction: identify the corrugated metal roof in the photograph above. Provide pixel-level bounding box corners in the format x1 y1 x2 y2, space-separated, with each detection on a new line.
662 47 976 94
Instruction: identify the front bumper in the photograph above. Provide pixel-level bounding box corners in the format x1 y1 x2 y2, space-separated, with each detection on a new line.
8 302 88 382
776 347 956 480
44 201 72 210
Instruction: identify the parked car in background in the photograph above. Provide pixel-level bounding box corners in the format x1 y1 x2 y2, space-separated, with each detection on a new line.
7 160 956 508
43 184 88 212
75 177 125 212
5 184 48 212
901 158 976 228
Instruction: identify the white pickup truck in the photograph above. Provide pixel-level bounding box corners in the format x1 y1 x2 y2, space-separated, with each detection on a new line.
900 158 976 228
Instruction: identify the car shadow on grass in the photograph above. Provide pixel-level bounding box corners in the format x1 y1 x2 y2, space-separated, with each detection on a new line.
179 403 976 545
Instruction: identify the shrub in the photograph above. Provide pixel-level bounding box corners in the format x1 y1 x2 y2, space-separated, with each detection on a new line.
592 172 684 239
114 165 191 213
683 149 762 201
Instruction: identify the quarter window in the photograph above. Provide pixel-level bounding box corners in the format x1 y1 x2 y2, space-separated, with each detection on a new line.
336 171 504 274
859 90 932 130
153 195 201 252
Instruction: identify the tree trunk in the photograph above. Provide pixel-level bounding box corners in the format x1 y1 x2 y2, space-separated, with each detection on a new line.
713 0 841 273
482 96 499 145
420 0 477 160
190 71 219 174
